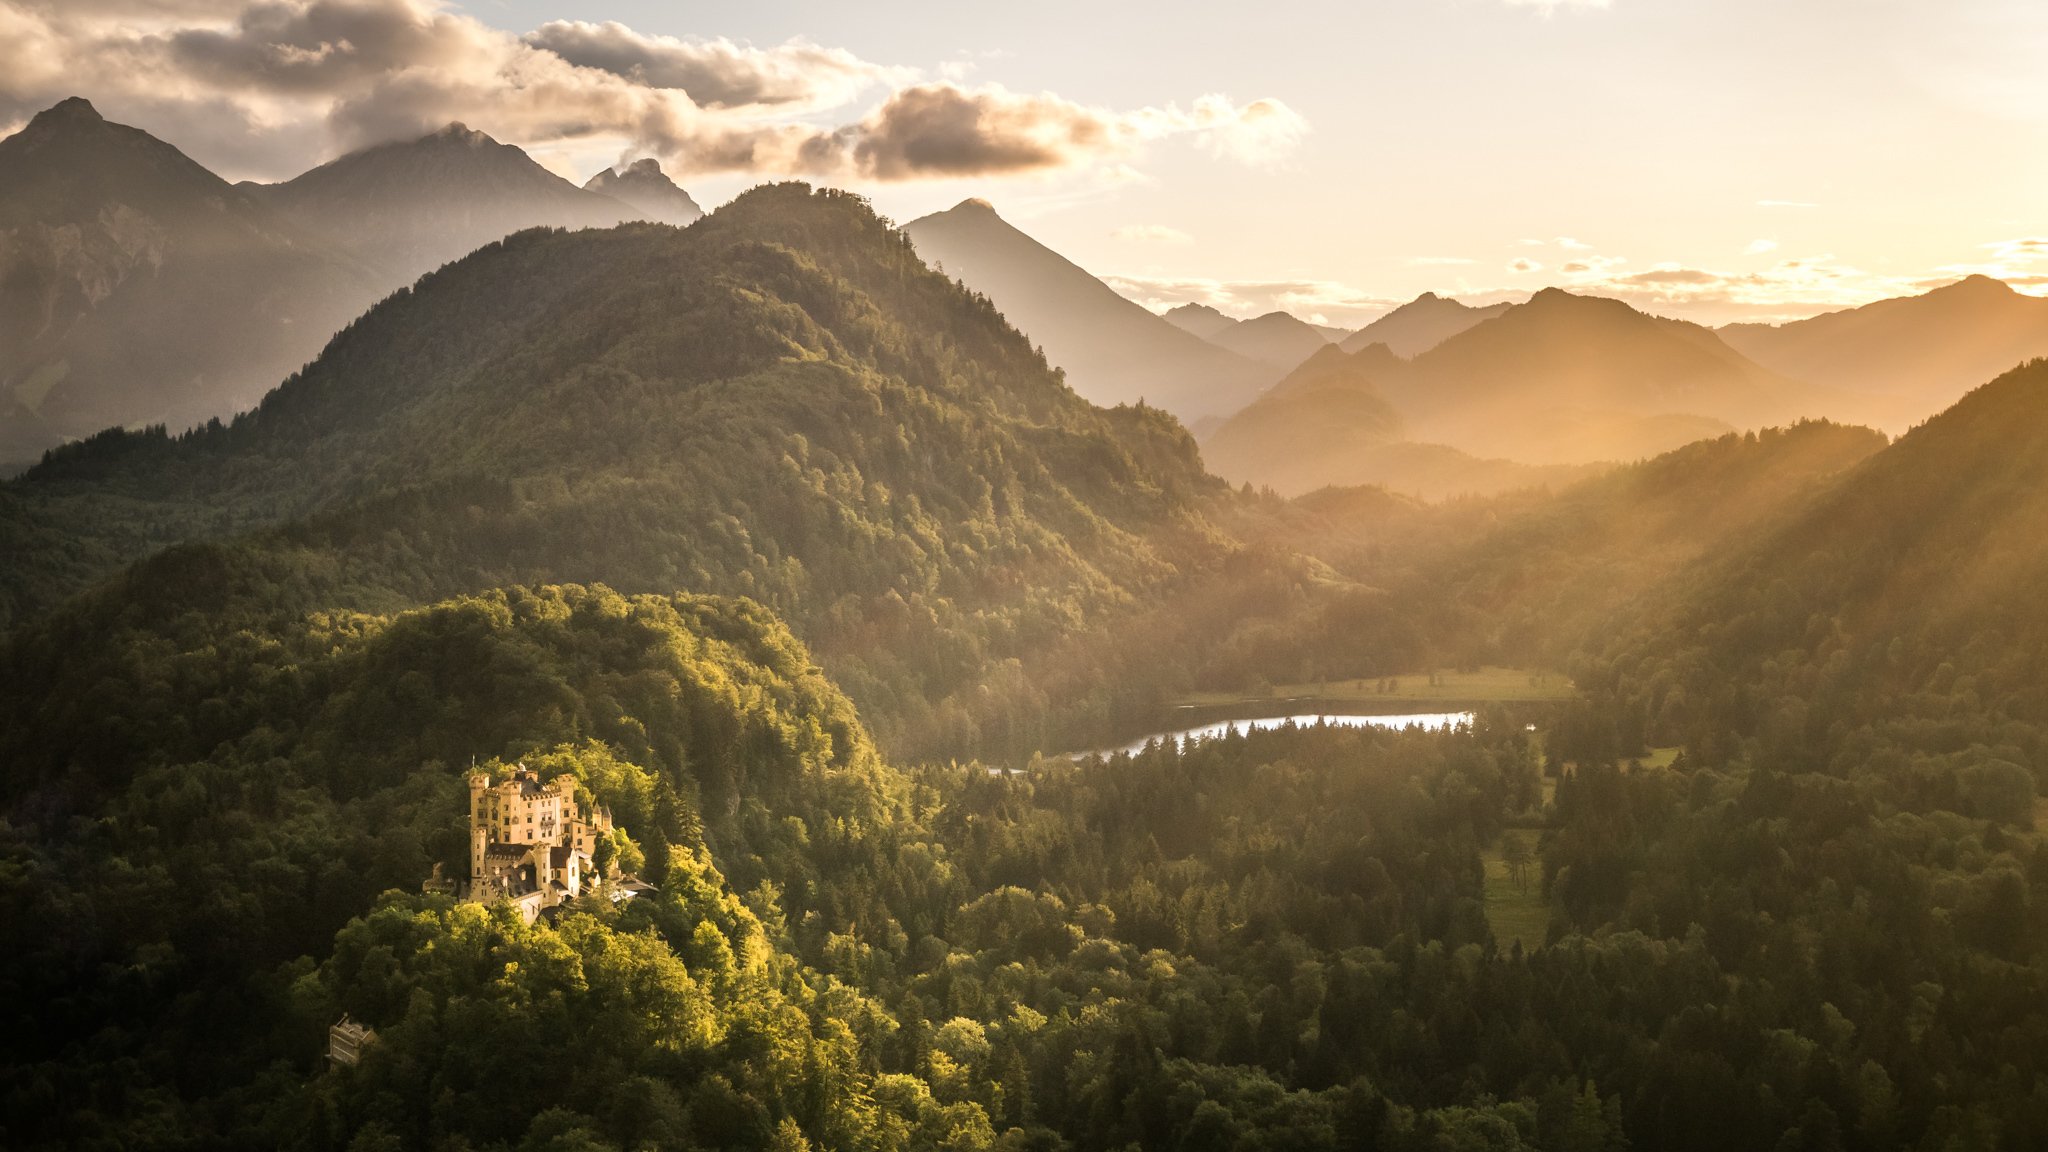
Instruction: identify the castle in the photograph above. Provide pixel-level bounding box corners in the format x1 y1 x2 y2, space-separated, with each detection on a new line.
466 765 617 923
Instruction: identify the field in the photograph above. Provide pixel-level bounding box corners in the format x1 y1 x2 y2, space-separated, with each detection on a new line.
1177 666 1573 710
1483 828 1550 951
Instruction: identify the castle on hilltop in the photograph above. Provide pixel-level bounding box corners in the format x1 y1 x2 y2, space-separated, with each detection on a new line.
465 765 617 923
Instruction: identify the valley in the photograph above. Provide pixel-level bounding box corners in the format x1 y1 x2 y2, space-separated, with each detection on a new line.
3 37 2048 1151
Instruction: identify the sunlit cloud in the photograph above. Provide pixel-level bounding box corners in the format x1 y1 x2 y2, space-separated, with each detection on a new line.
0 0 1307 183
1508 257 1544 274
853 85 1306 180
1556 237 1593 251
522 22 908 113
1746 238 1779 255
1113 224 1194 244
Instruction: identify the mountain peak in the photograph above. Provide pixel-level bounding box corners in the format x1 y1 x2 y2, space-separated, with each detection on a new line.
1945 273 2014 296
33 97 104 127
954 197 999 214
583 156 703 225
425 121 493 146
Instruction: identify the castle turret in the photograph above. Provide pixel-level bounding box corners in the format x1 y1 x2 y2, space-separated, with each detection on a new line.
470 824 489 895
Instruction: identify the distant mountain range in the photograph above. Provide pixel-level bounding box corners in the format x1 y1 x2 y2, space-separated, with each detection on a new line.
1201 343 1603 499
1164 304 1346 368
1200 287 1870 489
902 200 1274 422
1719 274 2048 427
0 98 703 468
584 159 705 228
0 99 381 469
1378 287 1857 464
1342 292 1510 358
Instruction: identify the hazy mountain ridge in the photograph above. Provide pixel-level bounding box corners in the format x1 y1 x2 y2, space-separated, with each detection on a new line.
1382 287 1849 463
1200 343 1600 498
1206 310 1334 370
1342 291 1511 358
583 158 705 226
0 98 382 468
246 122 640 285
1720 274 2048 428
902 199 1275 422
0 100 711 468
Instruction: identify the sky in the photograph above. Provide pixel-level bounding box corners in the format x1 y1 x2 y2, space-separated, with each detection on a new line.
4 0 2046 327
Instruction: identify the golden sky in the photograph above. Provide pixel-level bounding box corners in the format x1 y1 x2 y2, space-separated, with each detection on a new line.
6 0 2044 326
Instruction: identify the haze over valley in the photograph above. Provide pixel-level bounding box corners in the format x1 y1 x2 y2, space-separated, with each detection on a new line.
5 3 2048 1150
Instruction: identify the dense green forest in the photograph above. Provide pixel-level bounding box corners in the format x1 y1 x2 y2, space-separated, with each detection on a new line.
5 183 2048 1150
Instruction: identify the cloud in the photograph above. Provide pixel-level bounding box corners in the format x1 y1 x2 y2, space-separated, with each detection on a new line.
523 22 905 112
1984 237 2048 263
1746 238 1779 255
1103 273 1396 329
0 0 1307 183
1507 257 1544 274
1113 224 1194 244
847 84 1302 180
1555 236 1592 251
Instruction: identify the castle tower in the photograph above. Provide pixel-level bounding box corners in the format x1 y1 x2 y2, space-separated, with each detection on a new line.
470 823 488 895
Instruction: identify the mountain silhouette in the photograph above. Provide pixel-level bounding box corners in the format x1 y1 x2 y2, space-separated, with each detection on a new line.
248 122 639 284
1341 292 1511 358
1385 288 1850 463
1719 275 2048 428
902 199 1273 422
583 157 705 226
0 98 378 468
1206 311 1334 370
1200 344 1598 498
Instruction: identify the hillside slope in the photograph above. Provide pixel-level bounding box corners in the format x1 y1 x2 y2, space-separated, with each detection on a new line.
1615 357 2048 744
0 184 1230 755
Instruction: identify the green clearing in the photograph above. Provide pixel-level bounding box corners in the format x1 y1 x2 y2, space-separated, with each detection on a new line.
1635 747 1683 770
1484 828 1550 951
1178 666 1573 710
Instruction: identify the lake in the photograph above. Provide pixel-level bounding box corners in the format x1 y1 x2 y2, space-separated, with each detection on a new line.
1069 710 1475 760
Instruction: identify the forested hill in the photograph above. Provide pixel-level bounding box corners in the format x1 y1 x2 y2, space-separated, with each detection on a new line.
0 183 1231 756
1584 357 2048 758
